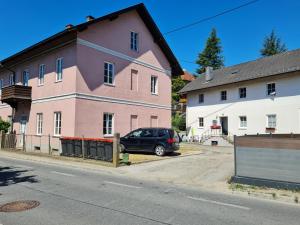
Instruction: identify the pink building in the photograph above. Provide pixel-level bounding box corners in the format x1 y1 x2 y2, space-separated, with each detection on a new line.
0 4 182 144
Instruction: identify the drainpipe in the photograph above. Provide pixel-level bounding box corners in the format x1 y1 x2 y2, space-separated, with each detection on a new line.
0 63 16 133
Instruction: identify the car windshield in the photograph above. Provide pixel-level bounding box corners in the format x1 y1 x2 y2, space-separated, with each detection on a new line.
128 129 142 138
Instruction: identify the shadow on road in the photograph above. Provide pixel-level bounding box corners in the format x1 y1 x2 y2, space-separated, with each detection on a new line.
0 166 38 186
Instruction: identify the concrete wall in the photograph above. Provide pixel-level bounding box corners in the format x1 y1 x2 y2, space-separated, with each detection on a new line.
186 72 300 137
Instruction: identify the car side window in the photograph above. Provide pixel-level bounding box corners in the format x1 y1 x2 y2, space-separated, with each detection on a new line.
140 129 154 138
158 129 168 137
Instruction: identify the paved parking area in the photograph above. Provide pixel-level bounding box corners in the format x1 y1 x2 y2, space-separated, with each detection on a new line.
118 143 234 191
123 143 203 164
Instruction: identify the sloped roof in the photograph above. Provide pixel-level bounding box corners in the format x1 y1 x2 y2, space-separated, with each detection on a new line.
0 3 183 76
181 70 195 81
179 49 300 93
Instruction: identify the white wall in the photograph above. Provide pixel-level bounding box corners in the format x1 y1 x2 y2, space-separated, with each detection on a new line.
186 73 300 137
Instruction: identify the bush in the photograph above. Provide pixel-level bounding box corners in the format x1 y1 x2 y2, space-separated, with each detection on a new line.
172 113 186 132
0 119 10 133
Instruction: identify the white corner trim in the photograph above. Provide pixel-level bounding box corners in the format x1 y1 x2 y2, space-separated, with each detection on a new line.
77 38 172 76
30 92 171 110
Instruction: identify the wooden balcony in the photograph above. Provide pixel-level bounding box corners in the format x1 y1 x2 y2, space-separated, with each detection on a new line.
1 85 32 108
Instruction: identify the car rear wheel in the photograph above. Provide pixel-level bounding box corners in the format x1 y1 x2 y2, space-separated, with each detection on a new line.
155 145 165 156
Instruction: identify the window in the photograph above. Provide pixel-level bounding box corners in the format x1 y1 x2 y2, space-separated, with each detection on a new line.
151 76 158 94
38 64 45 85
54 112 62 136
22 70 29 86
103 113 113 136
239 87 246 98
267 83 276 96
9 74 15 86
239 116 247 128
56 58 63 81
104 62 114 84
36 113 43 135
128 129 142 138
0 79 3 95
198 117 204 128
140 129 154 138
267 114 276 128
198 94 204 103
130 32 139 52
221 90 227 101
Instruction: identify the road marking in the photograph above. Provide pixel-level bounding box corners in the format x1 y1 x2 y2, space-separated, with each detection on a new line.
51 171 75 177
187 196 250 210
104 181 142 189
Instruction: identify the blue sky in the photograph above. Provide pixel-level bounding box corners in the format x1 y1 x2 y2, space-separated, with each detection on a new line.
1 0 299 74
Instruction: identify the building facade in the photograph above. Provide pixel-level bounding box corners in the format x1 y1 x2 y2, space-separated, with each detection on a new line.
0 4 182 140
180 50 300 140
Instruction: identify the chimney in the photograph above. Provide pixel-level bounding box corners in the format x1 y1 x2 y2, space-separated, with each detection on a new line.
65 24 73 29
86 15 95 22
205 66 213 81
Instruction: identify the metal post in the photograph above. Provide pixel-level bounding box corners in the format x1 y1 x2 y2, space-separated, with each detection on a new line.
0 130 3 150
112 133 120 168
82 135 85 159
48 134 51 155
22 133 25 152
233 135 237 176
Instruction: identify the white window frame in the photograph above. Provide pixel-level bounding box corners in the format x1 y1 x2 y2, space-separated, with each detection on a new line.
239 116 247 129
198 94 204 104
151 75 158 95
103 113 114 137
104 62 114 85
54 112 62 136
22 70 29 86
220 90 227 101
266 114 276 128
239 87 247 99
38 64 45 85
130 31 139 52
0 79 3 95
56 58 63 82
9 74 15 86
266 83 276 96
36 113 43 135
198 117 204 128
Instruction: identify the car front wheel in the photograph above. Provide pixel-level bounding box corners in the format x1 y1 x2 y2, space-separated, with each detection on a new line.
120 144 126 153
155 145 165 156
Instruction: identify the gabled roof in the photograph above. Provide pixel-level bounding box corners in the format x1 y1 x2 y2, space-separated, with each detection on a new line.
181 70 195 81
0 3 183 76
179 49 300 93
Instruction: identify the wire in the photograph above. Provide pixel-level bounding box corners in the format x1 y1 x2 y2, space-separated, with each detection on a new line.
164 0 260 35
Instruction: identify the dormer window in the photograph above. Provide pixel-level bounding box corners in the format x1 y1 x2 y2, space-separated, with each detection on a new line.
130 32 139 52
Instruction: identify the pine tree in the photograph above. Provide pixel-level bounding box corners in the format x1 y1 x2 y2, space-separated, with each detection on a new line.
260 30 287 57
196 28 224 74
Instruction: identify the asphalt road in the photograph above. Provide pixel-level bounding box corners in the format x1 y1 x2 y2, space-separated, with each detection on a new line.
0 156 299 225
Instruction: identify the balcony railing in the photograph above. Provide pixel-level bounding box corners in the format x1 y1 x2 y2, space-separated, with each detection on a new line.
1 85 32 107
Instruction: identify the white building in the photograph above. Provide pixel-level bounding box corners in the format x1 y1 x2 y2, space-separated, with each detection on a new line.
179 49 300 144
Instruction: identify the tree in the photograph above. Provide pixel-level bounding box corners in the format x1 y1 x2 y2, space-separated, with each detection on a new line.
0 119 10 133
260 30 287 57
196 28 224 74
172 113 186 132
172 76 187 103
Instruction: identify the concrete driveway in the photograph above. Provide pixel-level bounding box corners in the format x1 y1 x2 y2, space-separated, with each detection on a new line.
118 143 234 191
